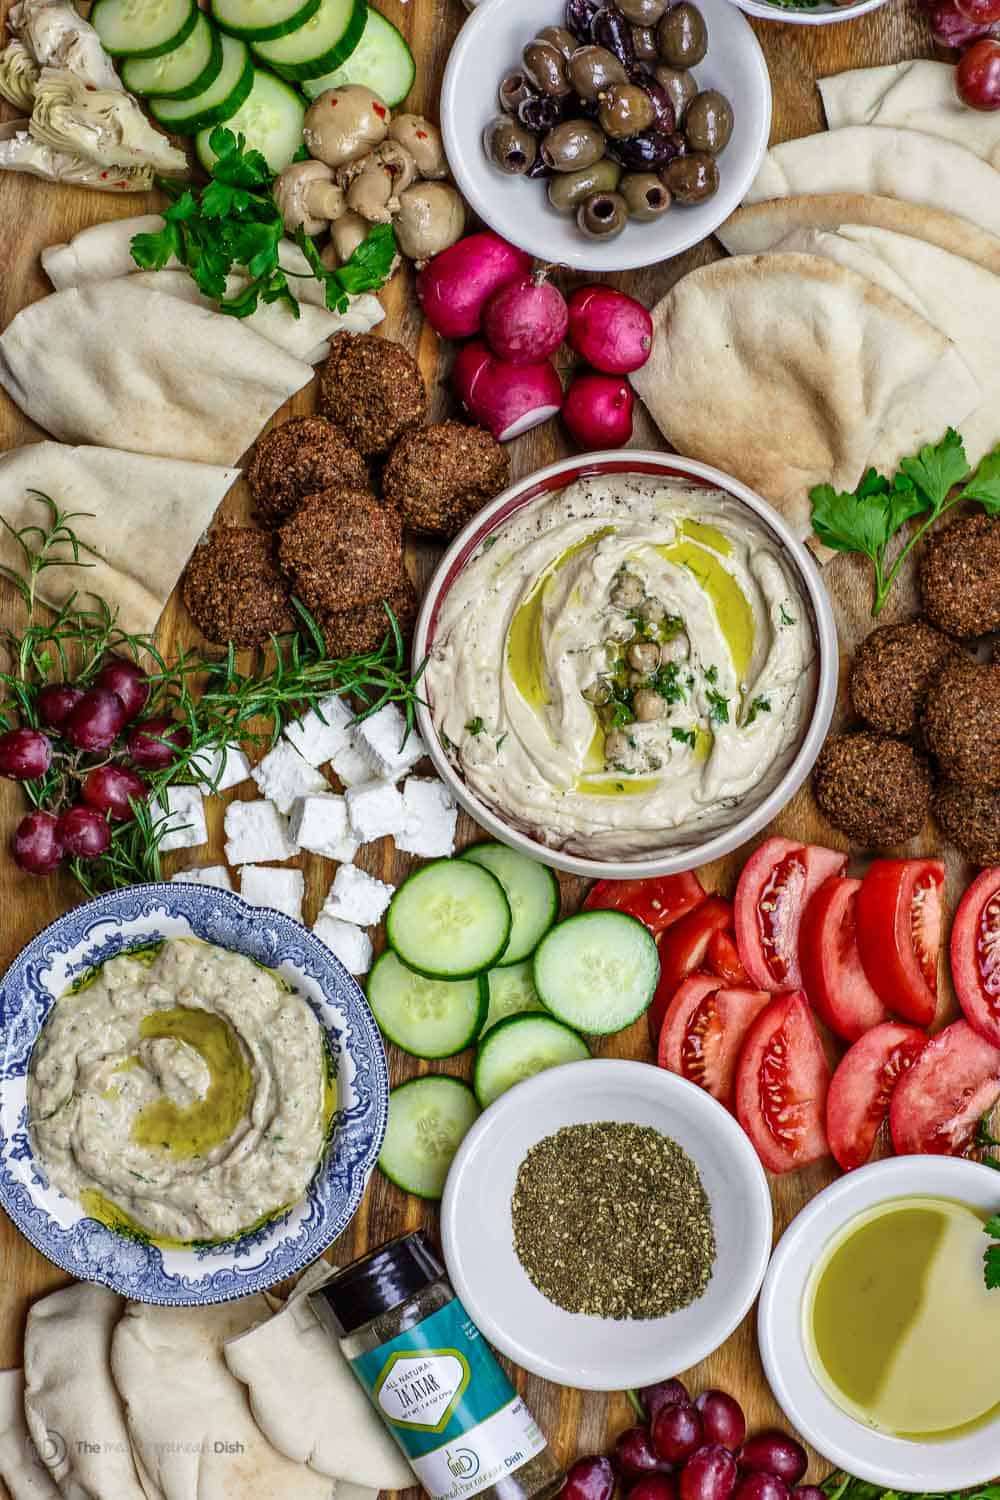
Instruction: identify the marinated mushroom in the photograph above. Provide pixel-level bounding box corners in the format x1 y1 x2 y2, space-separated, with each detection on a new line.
273 159 346 235
394 181 466 262
304 85 391 168
388 113 448 178
320 210 373 268
345 158 394 222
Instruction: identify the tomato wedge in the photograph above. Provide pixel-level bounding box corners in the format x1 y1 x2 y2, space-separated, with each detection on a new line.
658 973 770 1107
951 866 1000 1048
799 877 891 1041
890 1019 1000 1156
826 1022 928 1172
734 990 832 1173
734 837 847 993
706 930 748 985
856 859 944 1027
584 872 706 937
647 896 733 1044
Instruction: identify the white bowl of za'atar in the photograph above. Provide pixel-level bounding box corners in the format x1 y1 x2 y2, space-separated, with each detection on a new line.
413 452 838 879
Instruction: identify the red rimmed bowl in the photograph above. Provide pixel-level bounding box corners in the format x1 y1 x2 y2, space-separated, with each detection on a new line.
412 450 838 879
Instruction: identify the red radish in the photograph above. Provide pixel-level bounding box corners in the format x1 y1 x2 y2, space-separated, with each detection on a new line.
481 272 569 363
453 340 562 442
563 372 634 448
566 285 653 373
416 233 533 340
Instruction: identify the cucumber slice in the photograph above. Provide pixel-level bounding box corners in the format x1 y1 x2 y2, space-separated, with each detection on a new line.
195 67 306 172
212 0 322 43
91 0 197 59
367 951 487 1058
386 860 511 981
379 1076 480 1199
460 842 559 966
474 1013 590 1109
150 33 253 133
301 6 415 108
483 961 545 1034
252 0 366 81
121 14 222 99
532 910 660 1035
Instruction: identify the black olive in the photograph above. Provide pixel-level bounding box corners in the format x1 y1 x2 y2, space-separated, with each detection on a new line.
565 0 603 42
652 65 698 125
643 77 676 130
631 24 659 59
527 153 556 179
517 93 564 133
605 125 682 169
592 4 637 70
499 69 538 115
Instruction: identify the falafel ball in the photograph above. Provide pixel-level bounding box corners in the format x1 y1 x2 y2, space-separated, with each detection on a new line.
813 731 933 848
849 620 962 738
321 576 419 659
919 512 1000 638
382 421 511 538
278 488 402 615
247 416 369 526
934 782 1000 866
317 333 427 457
183 527 292 646
922 659 1000 788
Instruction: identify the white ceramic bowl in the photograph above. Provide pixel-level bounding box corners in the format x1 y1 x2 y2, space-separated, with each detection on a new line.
440 0 772 272
440 1058 773 1390
412 450 839 880
728 0 890 26
758 1156 1000 1490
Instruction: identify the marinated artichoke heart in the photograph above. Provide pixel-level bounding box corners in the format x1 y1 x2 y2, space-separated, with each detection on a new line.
30 67 186 174
0 119 154 190
0 39 38 109
10 0 120 90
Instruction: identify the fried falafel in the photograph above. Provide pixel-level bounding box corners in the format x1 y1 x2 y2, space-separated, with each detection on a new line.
317 333 427 457
922 659 1000 789
247 416 369 526
320 575 419 659
813 731 933 848
382 421 510 538
919 511 1000 638
182 527 292 646
849 619 962 738
934 782 1000 867
278 488 402 615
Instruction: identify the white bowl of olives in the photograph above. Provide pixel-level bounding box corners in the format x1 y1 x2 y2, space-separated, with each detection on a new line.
440 0 771 271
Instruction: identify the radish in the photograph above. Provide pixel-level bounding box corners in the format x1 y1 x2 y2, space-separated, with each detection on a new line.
481 271 569 364
563 372 634 449
453 340 563 442
416 233 533 340
566 286 653 374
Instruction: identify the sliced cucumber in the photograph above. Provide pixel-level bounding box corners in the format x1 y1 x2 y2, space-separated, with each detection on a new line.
252 0 366 81
386 859 511 981
196 67 306 171
484 961 545 1034
474 1013 590 1109
301 6 415 108
532 910 660 1035
212 0 322 43
460 842 559 966
150 33 253 133
367 951 487 1059
379 1076 480 1199
91 0 197 59
122 14 222 99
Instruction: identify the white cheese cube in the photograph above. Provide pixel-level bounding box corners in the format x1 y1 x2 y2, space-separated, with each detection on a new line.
152 786 208 852
288 793 360 862
330 737 378 788
169 865 233 891
240 865 305 922
251 740 329 815
284 694 354 767
313 915 373 975
224 799 299 865
320 864 395 928
187 741 251 792
356 703 427 779
345 779 407 844
396 777 459 858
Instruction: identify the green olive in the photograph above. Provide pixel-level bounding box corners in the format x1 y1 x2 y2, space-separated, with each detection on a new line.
548 156 622 212
661 149 719 204
541 118 607 172
577 190 628 238
620 170 672 220
657 3 708 68
631 24 659 59
522 39 571 97
597 82 656 140
652 65 698 125
498 68 536 114
684 89 734 153
483 115 538 175
567 44 628 101
536 25 577 58
617 0 667 22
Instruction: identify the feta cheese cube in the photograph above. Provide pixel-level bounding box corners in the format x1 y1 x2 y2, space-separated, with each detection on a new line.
345 779 407 844
356 703 427 779
251 740 329 815
152 786 208 852
320 864 395 928
288 793 360 862
187 741 251 792
313 915 373 975
169 865 233 891
224 799 299 865
240 865 305 922
330 737 378 788
284 694 354 767
396 777 458 858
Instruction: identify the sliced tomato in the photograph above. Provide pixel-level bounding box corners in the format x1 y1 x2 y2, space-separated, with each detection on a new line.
706 930 749 985
584 871 706 937
734 837 847 993
856 858 944 1027
799 876 891 1041
889 1019 1000 1156
951 866 1000 1048
647 896 733 1044
658 973 770 1108
734 990 832 1173
826 1022 928 1172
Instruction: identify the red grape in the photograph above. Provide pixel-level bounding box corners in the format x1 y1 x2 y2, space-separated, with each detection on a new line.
82 765 148 821
0 728 52 781
737 1436 807 1487
733 1477 790 1500
127 716 191 771
929 0 999 46
13 811 64 874
957 37 1000 107
956 0 1000 22
64 690 127 752
694 1393 746 1451
679 1446 738 1500
652 1405 703 1465
562 1456 616 1500
36 684 84 731
58 805 111 860
629 1477 679 1500
640 1380 691 1425
94 657 150 722
615 1427 673 1480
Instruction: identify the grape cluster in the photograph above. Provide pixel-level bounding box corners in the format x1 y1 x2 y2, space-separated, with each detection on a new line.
927 0 1000 109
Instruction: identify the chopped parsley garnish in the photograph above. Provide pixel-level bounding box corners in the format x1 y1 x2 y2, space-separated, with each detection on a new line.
985 1215 1000 1290
481 535 498 552
779 604 796 626
612 764 635 775
653 661 686 704
465 716 486 736
744 696 772 727
495 732 508 751
672 727 696 748
706 689 730 725
705 664 718 684
441 731 456 752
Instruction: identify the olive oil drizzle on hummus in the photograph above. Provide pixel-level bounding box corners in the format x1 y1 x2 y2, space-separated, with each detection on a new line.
130 1007 254 1160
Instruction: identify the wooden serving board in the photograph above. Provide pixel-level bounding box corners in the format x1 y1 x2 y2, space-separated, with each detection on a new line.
0 0 972 1492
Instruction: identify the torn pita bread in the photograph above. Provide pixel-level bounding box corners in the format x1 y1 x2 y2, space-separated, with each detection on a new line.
629 252 980 536
0 1369 61 1500
0 441 237 635
819 60 1000 168
716 193 1000 275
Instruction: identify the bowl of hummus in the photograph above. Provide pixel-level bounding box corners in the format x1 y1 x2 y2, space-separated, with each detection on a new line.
414 452 838 878
0 884 388 1305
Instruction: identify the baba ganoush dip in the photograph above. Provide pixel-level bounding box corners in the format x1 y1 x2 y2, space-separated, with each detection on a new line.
28 938 328 1243
426 475 816 857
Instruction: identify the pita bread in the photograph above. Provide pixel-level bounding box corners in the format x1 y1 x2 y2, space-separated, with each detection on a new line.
819 60 1000 168
0 1369 62 1500
745 127 1000 240
0 441 237 635
0 280 313 465
630 252 980 536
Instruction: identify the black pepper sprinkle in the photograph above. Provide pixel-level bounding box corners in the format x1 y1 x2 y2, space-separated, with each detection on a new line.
511 1121 716 1320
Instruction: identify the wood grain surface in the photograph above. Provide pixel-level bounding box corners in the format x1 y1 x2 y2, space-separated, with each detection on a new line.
0 0 966 1493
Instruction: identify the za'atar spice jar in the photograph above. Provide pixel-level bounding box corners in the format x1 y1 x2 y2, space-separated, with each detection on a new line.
311 1231 564 1500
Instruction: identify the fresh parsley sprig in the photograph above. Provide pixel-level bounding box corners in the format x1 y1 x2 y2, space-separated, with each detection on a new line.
823 1476 1000 1500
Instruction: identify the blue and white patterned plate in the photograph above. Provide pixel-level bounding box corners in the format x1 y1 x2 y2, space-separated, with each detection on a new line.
0 884 389 1305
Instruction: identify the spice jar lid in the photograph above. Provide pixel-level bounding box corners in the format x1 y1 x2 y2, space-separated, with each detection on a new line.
311 1230 446 1336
